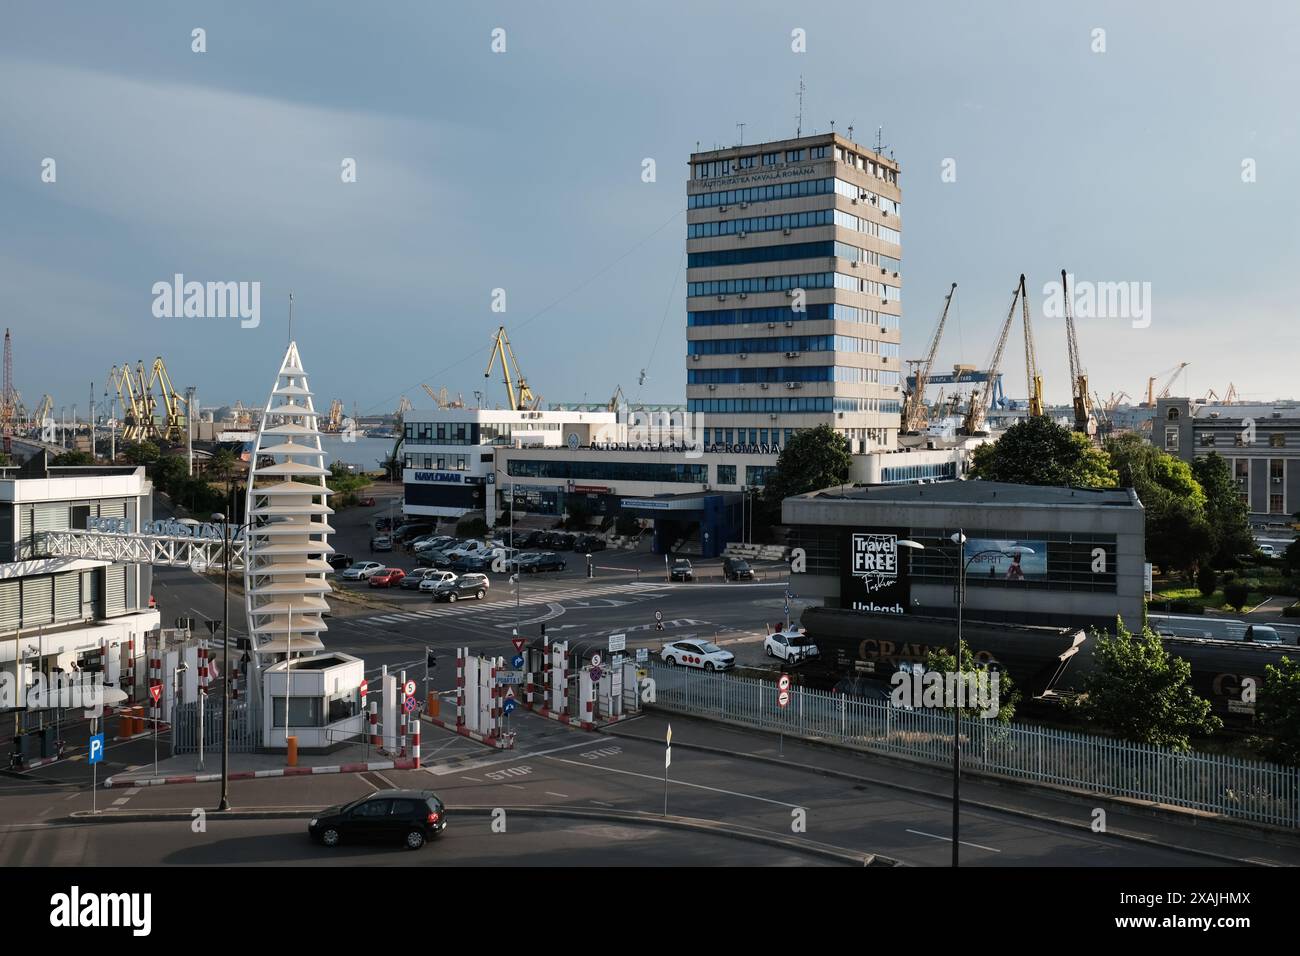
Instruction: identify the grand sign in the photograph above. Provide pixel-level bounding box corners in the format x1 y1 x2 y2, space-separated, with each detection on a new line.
841 529 911 615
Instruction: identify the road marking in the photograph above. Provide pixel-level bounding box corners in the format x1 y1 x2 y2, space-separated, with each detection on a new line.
545 791 569 798
504 783 526 790
426 739 592 775
590 800 615 807
905 829 1001 853
548 756 805 809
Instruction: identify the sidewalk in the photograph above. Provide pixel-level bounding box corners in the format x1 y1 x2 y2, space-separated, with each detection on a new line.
101 740 414 788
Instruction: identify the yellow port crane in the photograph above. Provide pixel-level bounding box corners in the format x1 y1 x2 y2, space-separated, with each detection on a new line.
902 283 957 434
1144 362 1190 406
1061 270 1095 436
147 357 188 443
420 384 465 409
484 326 540 411
108 358 188 443
961 280 1023 436
1020 274 1045 418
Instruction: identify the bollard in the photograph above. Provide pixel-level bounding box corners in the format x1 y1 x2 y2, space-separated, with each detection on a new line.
286 735 298 767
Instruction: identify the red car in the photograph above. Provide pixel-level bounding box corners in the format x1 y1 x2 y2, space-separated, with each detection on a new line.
368 568 406 588
358 496 376 507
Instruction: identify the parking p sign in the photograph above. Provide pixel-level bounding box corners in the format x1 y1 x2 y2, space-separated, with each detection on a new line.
88 733 105 765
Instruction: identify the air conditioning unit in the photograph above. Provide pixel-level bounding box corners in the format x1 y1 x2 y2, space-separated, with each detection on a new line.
769 414 779 420
851 260 859 268
1273 477 1283 484
692 354 701 361
740 202 749 209
719 205 728 212
880 267 887 274
708 384 717 391
785 320 794 327
739 353 747 359
738 231 747 239
783 228 792 236
767 322 776 328
786 351 801 358
851 197 859 204
739 292 748 299
785 290 794 297
702 484 710 491
893 271 900 277
717 294 727 301
760 383 769 389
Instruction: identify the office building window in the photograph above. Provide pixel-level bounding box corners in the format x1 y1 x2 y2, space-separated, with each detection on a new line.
1270 434 1287 448
1165 427 1179 452
717 464 737 485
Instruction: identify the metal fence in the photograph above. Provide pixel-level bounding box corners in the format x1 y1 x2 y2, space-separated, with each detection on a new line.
646 663 1300 828
172 698 262 754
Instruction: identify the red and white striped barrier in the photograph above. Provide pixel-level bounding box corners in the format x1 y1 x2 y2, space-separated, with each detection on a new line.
369 700 379 748
102 758 420 789
423 713 514 750
456 647 466 729
148 635 161 727
398 669 407 757
411 707 420 767
125 637 135 704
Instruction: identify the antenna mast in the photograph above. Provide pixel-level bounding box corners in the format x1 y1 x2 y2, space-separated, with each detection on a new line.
796 75 805 137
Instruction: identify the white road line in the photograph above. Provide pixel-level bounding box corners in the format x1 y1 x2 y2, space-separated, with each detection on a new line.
427 739 592 776
371 771 398 789
547 756 804 809
504 784 526 790
545 791 569 798
905 828 1001 853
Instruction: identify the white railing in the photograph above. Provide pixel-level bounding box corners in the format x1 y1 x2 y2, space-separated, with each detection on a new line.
646 663 1300 828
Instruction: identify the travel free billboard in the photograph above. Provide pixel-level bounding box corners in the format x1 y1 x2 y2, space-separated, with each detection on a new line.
841 529 911 615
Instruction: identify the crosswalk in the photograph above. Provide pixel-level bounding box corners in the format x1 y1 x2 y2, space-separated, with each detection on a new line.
358 582 670 626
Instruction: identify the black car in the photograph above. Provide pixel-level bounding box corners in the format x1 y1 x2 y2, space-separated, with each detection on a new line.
432 574 490 602
722 557 754 581
309 789 447 850
450 554 490 573
393 523 433 543
518 552 566 573
573 534 607 553
518 530 548 549
669 559 694 582
327 553 353 571
544 532 576 550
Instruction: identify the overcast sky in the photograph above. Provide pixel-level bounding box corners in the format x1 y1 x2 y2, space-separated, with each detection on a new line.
2 0 1296 418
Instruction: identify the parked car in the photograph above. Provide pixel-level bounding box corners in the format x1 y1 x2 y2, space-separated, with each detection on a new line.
328 553 354 572
393 523 434 543
418 570 458 592
445 539 489 561
518 530 548 549
416 549 458 569
1258 543 1276 557
722 557 754 581
416 536 458 554
432 573 490 602
545 532 576 551
573 534 607 553
660 639 734 671
371 535 394 552
519 552 566 573
308 789 447 850
369 568 407 588
375 517 395 531
669 559 694 582
764 628 820 662
451 553 491 573
1244 624 1282 643
401 568 443 590
341 561 385 581
358 496 377 507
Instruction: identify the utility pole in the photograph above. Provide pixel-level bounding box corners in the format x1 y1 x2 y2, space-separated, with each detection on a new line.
185 385 197 476
89 383 95 462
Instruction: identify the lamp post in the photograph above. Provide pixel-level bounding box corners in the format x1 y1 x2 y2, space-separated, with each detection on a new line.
212 489 253 812
897 532 1035 867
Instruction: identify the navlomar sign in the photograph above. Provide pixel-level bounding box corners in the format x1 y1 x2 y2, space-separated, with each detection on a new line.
413 471 463 484
841 529 911 615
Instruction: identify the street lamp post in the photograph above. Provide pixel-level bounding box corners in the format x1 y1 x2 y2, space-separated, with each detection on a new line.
212 488 251 813
897 532 1035 867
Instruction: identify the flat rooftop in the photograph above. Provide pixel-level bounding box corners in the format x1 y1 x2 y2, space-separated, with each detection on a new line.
800 481 1139 508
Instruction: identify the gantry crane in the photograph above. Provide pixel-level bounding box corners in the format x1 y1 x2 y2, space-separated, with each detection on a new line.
484 326 540 411
902 283 957 433
146 357 188 443
1061 270 1095 436
1020 275 1045 418
420 384 465 409
1144 362 1190 406
961 280 1023 436
608 384 626 413
108 358 188 443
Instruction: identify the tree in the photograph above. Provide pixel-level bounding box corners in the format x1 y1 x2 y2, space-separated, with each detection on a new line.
760 424 852 524
1196 566 1218 597
969 417 1117 487
1257 657 1300 766
210 448 238 495
1105 433 1212 575
922 644 1021 723
1070 618 1222 750
1223 582 1249 611
122 441 160 465
49 451 94 466
1191 453 1254 565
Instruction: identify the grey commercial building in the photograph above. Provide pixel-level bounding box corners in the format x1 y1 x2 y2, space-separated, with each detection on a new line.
1156 397 1300 523
783 481 1146 632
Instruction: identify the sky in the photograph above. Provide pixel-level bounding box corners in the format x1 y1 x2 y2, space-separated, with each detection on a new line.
2 0 1297 419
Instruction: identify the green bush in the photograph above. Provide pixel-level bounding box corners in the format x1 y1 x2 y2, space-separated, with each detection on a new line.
1222 571 1236 584
1168 599 1205 614
1223 582 1250 611
1196 567 1218 596
1282 604 1300 618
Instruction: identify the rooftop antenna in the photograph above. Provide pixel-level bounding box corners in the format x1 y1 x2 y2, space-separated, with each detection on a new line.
796 75 805 137
875 127 885 154
848 124 854 140
830 119 835 133
736 122 745 146
288 291 294 344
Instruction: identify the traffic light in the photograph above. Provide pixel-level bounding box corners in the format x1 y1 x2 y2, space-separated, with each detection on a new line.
426 649 437 669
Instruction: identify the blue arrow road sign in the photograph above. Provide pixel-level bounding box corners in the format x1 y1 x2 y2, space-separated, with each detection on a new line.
511 654 524 669
88 733 105 765
503 698 517 715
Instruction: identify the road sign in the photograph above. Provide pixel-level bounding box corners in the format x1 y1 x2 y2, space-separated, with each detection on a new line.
608 634 626 653
778 690 791 708
612 653 624 667
149 684 162 704
512 637 526 654
778 673 791 692
404 696 418 714
88 733 105 765
590 653 602 668
636 647 649 663
496 671 525 685
505 686 516 700
208 657 219 680
589 666 603 682
359 678 368 702
404 680 417 697
655 610 663 622
503 698 517 715
511 654 524 669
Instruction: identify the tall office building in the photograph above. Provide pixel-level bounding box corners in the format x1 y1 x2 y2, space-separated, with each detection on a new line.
687 133 903 452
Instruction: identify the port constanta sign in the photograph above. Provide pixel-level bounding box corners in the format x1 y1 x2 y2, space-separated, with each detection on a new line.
87 516 225 540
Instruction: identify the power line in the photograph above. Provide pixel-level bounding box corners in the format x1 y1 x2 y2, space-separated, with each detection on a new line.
636 247 686 405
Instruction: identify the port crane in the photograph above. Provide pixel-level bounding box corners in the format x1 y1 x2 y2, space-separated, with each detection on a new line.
420 384 465 409
1144 362 1190 406
960 280 1023 436
1061 270 1095 436
108 358 189 443
1020 274 1045 418
484 326 540 411
902 283 957 434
